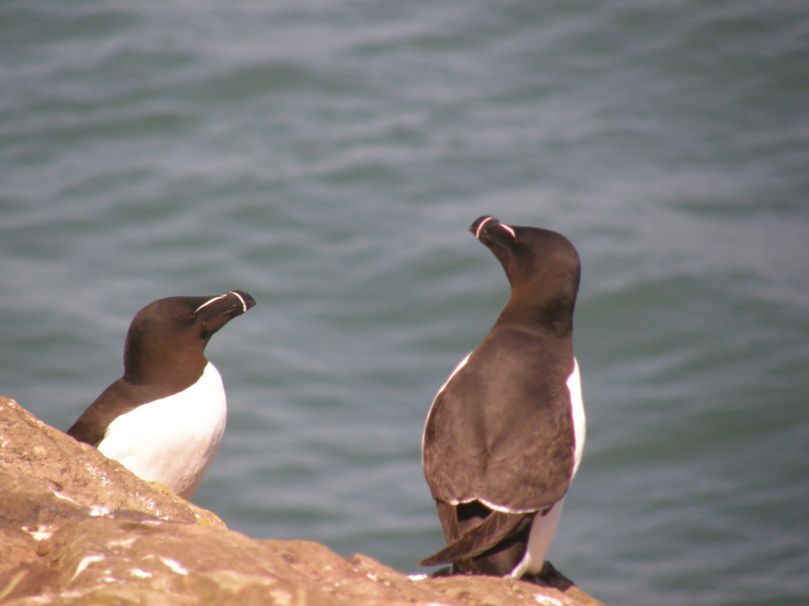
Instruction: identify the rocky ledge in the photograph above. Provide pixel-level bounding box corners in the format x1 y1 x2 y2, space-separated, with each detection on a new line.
0 396 602 605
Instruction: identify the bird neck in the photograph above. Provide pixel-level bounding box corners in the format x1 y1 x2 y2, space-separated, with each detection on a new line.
498 296 574 339
124 351 208 390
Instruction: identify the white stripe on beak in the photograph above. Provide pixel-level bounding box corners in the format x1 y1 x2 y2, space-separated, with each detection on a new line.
475 216 495 239
193 294 228 315
498 223 516 238
228 290 248 313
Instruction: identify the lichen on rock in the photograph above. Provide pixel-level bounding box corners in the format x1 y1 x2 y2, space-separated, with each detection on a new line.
0 396 602 605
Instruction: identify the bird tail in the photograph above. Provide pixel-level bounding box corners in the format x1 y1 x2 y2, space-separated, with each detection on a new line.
419 509 532 567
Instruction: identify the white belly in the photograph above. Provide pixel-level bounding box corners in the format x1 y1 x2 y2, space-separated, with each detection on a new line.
568 357 586 477
98 362 227 499
509 356 586 577
509 498 566 577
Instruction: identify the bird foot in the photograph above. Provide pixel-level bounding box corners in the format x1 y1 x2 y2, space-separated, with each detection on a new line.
521 561 574 590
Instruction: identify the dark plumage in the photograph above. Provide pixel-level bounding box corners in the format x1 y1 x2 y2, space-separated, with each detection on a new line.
67 290 255 498
420 216 585 578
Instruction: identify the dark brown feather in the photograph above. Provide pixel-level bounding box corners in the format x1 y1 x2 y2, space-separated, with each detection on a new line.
420 217 582 576
420 503 532 567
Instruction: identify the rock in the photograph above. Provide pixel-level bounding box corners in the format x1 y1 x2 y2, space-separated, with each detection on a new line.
0 396 602 605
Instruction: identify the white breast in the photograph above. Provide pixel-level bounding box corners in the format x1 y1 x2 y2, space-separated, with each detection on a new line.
97 362 227 499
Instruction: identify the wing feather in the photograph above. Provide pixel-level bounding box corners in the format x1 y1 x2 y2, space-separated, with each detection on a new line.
420 507 532 566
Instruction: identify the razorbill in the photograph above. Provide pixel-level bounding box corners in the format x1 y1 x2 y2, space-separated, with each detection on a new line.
67 290 256 499
420 216 585 578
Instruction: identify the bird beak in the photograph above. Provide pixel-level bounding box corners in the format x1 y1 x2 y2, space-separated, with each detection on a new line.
469 215 517 248
193 290 256 319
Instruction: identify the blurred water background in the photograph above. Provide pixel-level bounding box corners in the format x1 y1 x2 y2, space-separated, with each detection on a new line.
2 2 808 604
